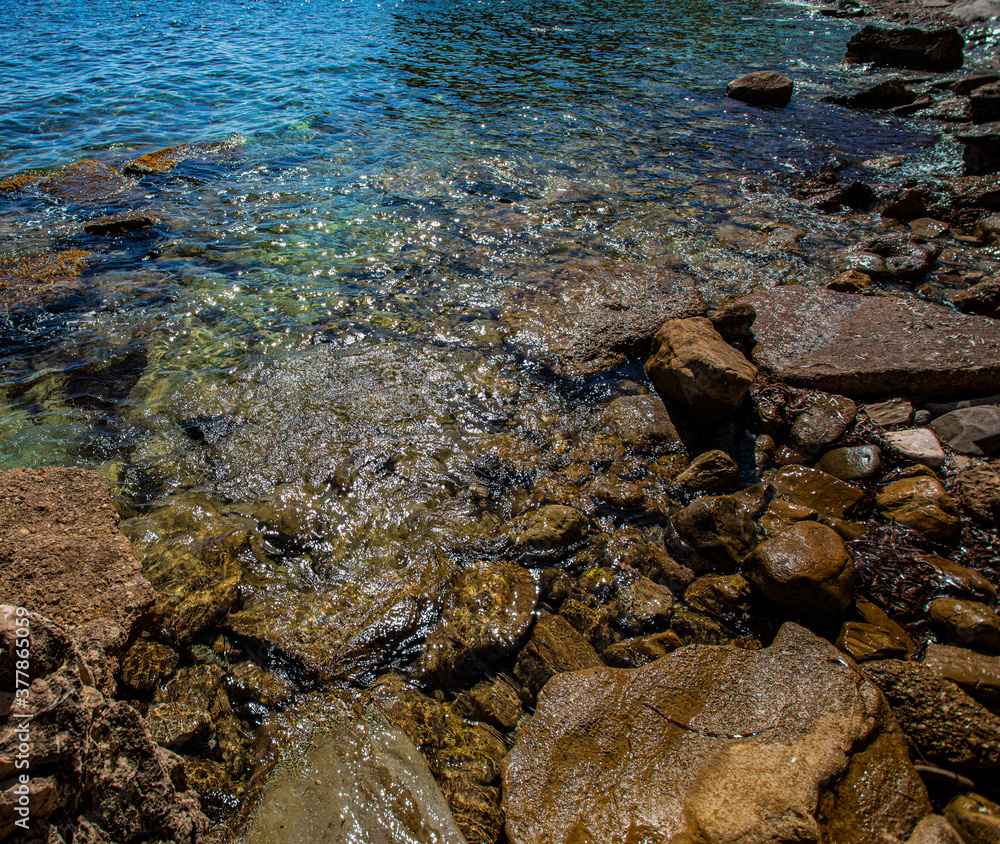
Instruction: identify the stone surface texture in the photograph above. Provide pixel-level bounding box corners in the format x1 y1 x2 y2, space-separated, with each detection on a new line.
742 287 1000 398
645 317 758 423
503 624 930 844
726 71 794 106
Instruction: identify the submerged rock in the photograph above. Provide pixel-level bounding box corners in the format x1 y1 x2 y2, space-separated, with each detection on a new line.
415 560 538 684
513 614 602 702
672 494 759 568
0 248 92 311
742 287 1000 398
674 449 739 494
503 624 930 844
645 317 758 423
242 697 468 844
725 71 794 106
845 26 964 71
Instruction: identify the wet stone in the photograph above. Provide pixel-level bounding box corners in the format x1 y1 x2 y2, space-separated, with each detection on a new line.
683 573 751 619
790 392 857 451
876 476 961 541
119 639 179 691
514 505 589 558
601 631 683 668
827 269 872 293
951 277 1000 318
742 287 1000 399
743 521 857 622
885 429 946 468
709 301 756 342
816 445 882 481
599 394 683 452
864 398 915 428
145 703 212 748
414 559 538 684
613 574 674 634
905 815 963 844
224 662 296 709
863 659 1000 771
945 794 1000 844
923 644 1000 703
957 461 1000 525
924 554 998 603
645 317 758 423
929 598 1000 651
456 676 525 732
726 70 794 106
910 218 950 238
672 494 759 569
771 464 864 519
930 406 1000 456
837 600 915 662
513 614 603 702
560 599 615 651
845 25 965 72
83 213 157 236
674 449 739 494
669 607 732 645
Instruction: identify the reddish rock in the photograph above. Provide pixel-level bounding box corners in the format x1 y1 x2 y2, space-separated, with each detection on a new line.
741 287 1000 398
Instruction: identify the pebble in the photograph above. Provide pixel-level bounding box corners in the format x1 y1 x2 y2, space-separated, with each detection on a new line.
875 476 961 541
816 445 882 480
884 429 946 468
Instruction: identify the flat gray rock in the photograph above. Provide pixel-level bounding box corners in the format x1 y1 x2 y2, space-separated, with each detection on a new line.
929 405 1000 456
741 287 1000 399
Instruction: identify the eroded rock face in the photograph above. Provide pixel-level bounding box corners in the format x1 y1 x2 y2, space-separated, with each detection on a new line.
502 624 930 844
957 461 1000 525
863 659 1000 771
0 606 208 843
930 405 1000 456
0 467 155 687
741 287 1000 398
645 317 758 423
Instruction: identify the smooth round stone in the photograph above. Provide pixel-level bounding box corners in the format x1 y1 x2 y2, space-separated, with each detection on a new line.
884 429 946 468
742 521 856 621
816 445 882 481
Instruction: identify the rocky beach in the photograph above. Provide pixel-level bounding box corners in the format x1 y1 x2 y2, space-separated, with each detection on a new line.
4 0 1000 842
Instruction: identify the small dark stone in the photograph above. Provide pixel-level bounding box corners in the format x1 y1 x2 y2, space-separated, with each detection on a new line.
726 71 794 107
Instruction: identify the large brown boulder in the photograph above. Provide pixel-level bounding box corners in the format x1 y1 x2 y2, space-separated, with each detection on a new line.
876 476 961 541
741 287 1000 398
743 521 857 621
645 317 758 423
0 607 208 842
502 624 930 844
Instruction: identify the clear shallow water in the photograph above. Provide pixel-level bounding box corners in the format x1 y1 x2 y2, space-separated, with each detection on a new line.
0 0 968 678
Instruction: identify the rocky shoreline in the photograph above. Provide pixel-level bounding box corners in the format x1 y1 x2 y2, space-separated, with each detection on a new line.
4 6 1000 844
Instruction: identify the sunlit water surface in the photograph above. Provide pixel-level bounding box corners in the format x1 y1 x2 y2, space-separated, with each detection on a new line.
0 0 988 684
